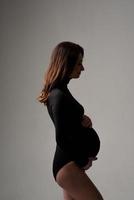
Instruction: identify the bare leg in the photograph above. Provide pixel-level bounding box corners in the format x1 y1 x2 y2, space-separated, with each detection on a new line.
63 189 75 200
62 170 86 200
56 161 104 200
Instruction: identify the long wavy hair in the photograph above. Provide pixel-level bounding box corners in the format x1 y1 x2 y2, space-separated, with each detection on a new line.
36 41 84 105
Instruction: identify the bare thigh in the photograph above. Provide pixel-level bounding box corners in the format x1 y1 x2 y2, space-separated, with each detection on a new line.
63 189 75 200
56 161 104 200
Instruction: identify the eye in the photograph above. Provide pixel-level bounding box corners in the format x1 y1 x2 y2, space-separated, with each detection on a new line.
79 59 83 65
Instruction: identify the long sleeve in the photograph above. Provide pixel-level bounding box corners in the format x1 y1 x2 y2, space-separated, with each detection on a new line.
49 89 90 166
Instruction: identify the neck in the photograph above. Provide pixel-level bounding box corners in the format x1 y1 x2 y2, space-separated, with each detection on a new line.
50 77 71 91
58 77 70 89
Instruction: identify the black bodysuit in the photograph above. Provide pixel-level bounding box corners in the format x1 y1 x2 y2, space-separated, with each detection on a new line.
46 78 100 181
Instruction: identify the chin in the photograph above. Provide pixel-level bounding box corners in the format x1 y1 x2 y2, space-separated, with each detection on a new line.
74 76 79 79
71 74 80 79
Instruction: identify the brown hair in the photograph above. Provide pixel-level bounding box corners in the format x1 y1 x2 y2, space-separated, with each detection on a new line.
36 41 84 105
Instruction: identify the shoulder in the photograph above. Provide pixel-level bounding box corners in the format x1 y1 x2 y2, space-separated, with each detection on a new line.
47 88 67 106
48 88 65 99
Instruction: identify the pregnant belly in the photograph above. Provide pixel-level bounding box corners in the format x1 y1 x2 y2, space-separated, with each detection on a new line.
82 127 100 157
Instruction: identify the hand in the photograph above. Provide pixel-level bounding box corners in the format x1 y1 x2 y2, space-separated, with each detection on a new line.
82 157 98 170
81 115 92 128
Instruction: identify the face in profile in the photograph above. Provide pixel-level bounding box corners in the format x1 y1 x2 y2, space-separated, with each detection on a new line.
69 53 84 79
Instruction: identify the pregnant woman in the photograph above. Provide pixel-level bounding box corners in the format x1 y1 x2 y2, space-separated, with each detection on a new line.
37 41 104 200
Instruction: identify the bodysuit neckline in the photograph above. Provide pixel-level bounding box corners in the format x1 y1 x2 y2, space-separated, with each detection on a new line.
51 77 71 91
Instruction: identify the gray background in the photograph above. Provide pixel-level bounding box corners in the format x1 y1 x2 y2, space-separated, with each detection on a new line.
1 0 134 199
